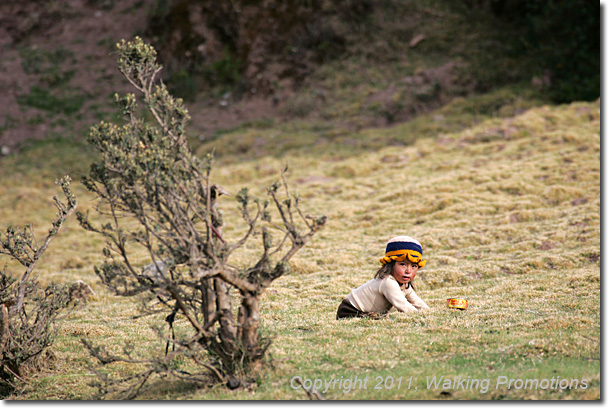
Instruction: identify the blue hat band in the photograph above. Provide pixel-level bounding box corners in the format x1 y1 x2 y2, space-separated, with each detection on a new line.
385 241 422 255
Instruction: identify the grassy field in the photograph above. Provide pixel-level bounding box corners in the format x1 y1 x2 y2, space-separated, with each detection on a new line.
0 96 600 400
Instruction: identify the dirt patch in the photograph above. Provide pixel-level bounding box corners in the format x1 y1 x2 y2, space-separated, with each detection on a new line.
0 0 152 152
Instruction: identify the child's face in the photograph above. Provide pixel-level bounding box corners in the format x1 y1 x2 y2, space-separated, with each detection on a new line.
392 260 419 284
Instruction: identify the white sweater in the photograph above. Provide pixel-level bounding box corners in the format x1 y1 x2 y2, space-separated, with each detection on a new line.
347 276 429 313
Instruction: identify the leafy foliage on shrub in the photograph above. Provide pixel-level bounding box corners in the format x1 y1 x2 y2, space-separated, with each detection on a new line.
78 37 326 398
0 177 76 398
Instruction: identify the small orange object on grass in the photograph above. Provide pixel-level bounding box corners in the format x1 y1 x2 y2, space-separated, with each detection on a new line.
447 298 467 310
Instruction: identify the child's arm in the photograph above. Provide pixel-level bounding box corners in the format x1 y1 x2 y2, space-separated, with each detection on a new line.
405 287 429 310
379 279 418 313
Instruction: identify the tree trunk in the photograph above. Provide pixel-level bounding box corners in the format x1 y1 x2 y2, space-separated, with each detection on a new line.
239 295 260 357
201 278 216 326
215 278 237 342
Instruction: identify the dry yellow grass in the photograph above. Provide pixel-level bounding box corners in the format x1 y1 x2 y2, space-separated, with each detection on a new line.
0 100 599 400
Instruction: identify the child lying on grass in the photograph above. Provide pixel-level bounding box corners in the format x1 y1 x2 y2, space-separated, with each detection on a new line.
336 236 429 319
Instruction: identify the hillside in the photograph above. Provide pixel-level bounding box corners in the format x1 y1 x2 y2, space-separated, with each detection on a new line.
0 98 599 399
0 0 600 401
1 0 598 157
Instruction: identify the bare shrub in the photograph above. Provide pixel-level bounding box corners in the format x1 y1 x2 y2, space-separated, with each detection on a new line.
77 37 326 398
0 177 76 398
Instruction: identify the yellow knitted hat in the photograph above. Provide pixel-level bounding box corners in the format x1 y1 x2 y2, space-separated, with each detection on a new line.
379 236 426 268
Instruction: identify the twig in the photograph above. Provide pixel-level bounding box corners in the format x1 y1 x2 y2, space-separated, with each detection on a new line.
165 286 209 337
12 178 77 315
4 365 26 383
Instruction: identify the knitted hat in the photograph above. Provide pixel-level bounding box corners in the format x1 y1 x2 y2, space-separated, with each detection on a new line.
380 236 426 268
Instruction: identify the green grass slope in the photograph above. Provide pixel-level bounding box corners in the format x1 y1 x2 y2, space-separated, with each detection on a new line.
0 99 599 399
